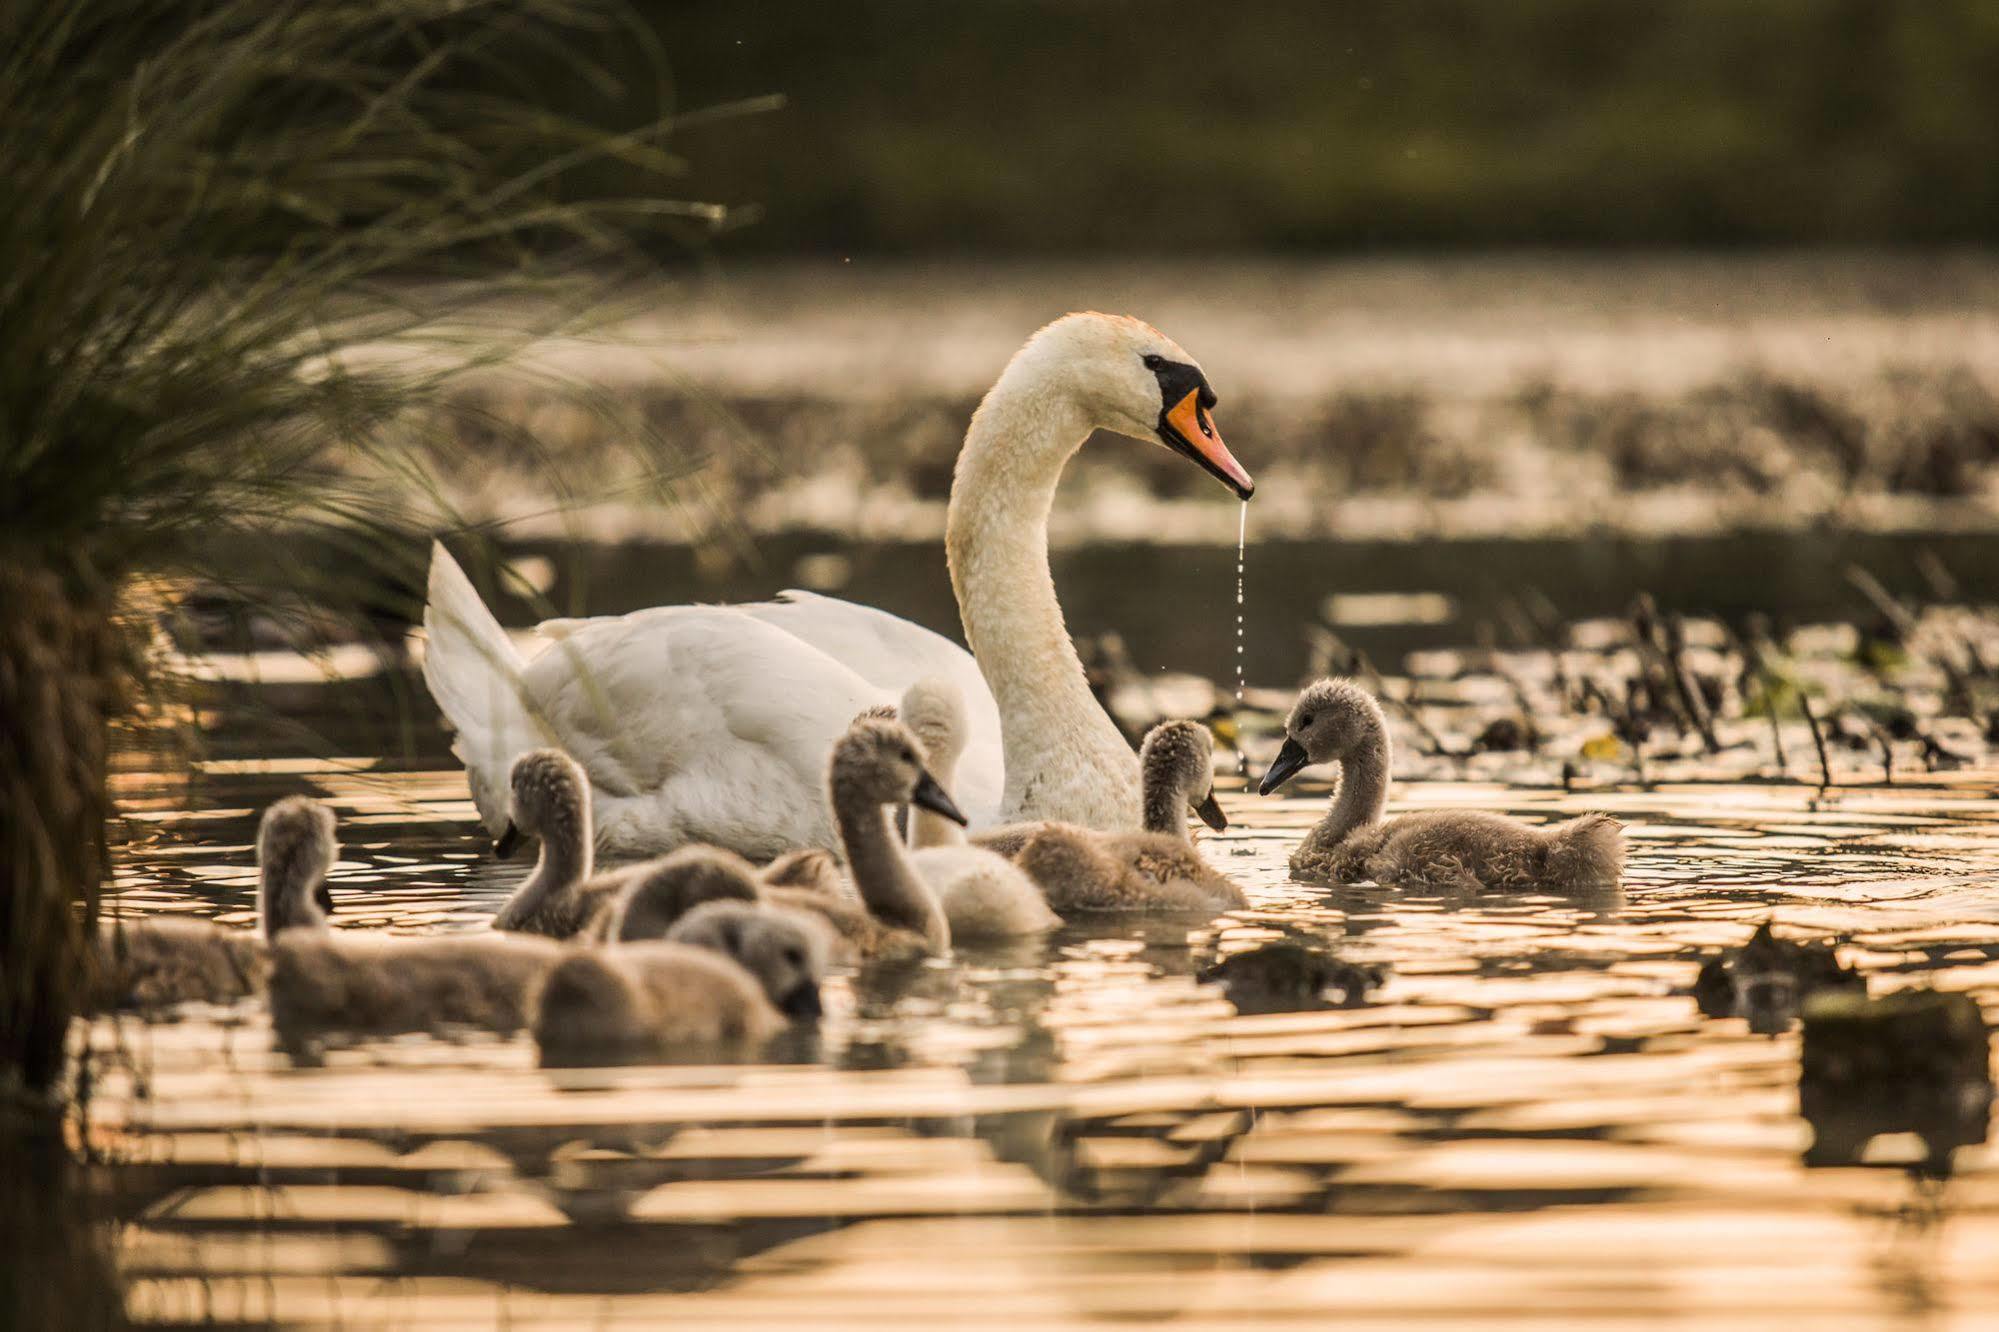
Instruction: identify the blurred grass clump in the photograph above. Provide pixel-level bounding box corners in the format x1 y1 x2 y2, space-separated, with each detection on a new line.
0 0 720 1104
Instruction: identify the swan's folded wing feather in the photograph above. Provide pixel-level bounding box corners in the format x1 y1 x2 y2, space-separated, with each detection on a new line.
533 592 1004 826
750 592 1003 823
517 608 886 797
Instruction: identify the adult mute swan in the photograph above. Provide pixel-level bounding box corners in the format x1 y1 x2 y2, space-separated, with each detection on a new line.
422 313 1254 858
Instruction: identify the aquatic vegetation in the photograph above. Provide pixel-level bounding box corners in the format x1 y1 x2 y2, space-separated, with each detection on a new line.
0 0 720 1103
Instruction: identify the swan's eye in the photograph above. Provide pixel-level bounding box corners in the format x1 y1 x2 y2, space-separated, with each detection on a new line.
1141 353 1164 370
784 947 804 967
1299 713 1314 729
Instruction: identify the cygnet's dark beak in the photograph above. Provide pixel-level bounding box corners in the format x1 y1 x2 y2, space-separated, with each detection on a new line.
493 822 521 859
781 981 824 1021
1195 789 1228 832
1258 737 1311 796
315 883 335 915
911 769 968 826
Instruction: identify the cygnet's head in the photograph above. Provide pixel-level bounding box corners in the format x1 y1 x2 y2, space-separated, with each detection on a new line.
257 796 339 938
1259 678 1388 796
497 748 588 858
668 901 829 1020
1140 720 1227 832
1003 313 1253 501
831 717 966 825
900 677 968 776
612 847 762 942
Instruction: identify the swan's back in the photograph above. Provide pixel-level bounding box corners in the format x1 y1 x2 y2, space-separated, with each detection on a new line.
269 931 563 1039
537 590 1000 817
523 610 881 857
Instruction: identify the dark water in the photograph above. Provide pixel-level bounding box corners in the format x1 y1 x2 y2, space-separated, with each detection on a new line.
484 529 1999 684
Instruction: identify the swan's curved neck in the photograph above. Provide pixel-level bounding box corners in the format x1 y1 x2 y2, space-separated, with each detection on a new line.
1319 738 1391 847
835 782 949 951
946 377 1141 827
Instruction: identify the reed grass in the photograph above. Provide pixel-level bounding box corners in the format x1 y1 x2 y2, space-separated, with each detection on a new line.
0 0 727 1103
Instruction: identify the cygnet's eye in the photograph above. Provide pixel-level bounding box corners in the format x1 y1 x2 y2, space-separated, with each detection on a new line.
783 946 804 968
1299 713 1314 730
1141 353 1164 370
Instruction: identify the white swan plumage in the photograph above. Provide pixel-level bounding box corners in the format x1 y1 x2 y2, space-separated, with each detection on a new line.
422 312 1252 859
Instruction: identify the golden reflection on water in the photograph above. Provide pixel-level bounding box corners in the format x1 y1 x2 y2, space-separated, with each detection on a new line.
86 759 1999 1327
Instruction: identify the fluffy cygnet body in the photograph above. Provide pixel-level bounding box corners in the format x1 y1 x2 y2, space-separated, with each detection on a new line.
984 721 1245 913
536 899 827 1063
83 796 337 1013
532 942 783 1065
1260 679 1626 892
900 678 1059 940
270 930 564 1043
490 749 599 937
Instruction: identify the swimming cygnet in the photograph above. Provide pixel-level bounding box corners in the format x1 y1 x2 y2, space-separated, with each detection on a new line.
533 904 826 1064
490 749 600 937
1259 678 1626 892
259 801 562 1042
998 721 1246 913
900 678 1059 940
777 716 963 959
83 796 336 1013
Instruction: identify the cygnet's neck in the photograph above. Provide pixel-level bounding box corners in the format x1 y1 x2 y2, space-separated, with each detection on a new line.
946 374 1141 828
259 846 332 941
503 808 593 920
833 775 948 952
1141 763 1192 842
1318 736 1391 847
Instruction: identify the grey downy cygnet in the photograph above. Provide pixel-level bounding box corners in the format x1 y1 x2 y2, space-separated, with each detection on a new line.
83 796 336 1014
489 748 602 937
532 902 826 1065
778 716 964 960
1259 678 1625 892
980 720 1245 913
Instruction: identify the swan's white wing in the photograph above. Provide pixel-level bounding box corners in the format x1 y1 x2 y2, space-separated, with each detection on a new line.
744 592 1003 823
537 592 1004 825
518 608 886 857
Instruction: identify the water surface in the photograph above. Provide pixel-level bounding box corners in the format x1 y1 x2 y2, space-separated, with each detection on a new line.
90 737 1999 1326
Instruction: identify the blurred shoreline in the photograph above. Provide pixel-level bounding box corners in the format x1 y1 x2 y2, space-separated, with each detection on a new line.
410 253 1999 546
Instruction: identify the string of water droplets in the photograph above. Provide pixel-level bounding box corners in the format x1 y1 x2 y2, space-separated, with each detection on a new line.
1235 499 1249 779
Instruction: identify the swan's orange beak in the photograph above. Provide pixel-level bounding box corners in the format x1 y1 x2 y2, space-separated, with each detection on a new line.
1160 389 1254 500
